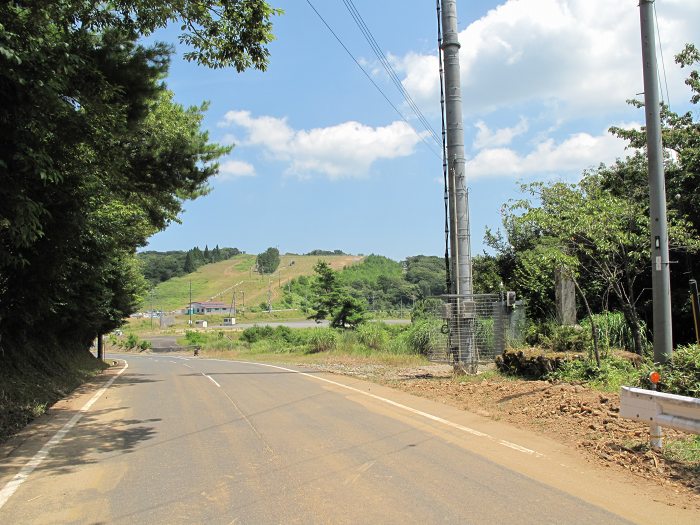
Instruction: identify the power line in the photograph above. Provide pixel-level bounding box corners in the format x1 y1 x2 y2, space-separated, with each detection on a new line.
304 0 442 159
341 0 442 148
653 2 671 109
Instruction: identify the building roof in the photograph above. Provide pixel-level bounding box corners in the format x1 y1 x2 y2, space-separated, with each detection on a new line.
191 301 229 308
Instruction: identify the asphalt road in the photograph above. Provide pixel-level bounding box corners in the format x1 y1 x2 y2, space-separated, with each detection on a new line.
0 355 692 524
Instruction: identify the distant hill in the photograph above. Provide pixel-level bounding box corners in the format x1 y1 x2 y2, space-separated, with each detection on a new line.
138 245 241 286
149 253 363 312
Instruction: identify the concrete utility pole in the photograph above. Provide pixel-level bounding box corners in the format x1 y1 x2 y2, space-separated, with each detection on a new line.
441 0 472 296
639 0 673 364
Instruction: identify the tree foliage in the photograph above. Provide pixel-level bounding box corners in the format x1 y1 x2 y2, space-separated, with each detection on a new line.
256 247 280 274
0 1 279 363
486 43 700 351
309 261 367 329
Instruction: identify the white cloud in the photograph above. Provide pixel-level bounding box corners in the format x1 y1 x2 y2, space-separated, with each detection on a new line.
218 110 425 179
395 0 700 116
473 117 528 149
467 127 633 180
217 159 256 180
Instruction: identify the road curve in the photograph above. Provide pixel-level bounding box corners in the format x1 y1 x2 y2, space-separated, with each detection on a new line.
0 355 692 524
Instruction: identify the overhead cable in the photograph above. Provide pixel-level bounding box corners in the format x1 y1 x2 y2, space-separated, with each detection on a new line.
341 0 442 148
304 0 442 159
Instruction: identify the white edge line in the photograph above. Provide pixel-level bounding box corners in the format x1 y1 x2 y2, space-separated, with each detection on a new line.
207 359 544 458
202 372 221 388
0 361 129 510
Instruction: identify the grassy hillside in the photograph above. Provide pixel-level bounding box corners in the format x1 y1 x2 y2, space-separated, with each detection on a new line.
149 253 363 312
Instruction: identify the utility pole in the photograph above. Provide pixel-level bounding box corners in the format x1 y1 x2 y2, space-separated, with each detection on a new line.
441 0 474 370
189 280 193 326
639 0 672 364
441 0 472 296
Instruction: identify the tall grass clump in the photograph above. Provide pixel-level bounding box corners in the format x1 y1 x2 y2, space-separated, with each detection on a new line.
307 329 338 353
406 319 444 355
581 311 649 355
356 323 389 351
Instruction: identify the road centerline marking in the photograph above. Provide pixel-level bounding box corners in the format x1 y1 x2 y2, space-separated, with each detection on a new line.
0 361 129 510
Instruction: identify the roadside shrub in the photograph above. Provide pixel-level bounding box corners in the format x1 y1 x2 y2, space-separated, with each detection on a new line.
307 329 338 353
240 325 275 343
526 321 590 353
356 323 388 351
138 340 151 351
184 330 207 346
124 333 139 350
240 325 308 347
639 344 700 397
548 355 639 391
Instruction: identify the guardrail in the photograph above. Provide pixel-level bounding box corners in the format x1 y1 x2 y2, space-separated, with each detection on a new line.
619 386 700 435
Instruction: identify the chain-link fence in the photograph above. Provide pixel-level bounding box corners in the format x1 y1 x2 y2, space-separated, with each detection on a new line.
418 294 515 373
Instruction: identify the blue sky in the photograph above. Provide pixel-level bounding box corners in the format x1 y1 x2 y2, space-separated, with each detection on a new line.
145 0 700 260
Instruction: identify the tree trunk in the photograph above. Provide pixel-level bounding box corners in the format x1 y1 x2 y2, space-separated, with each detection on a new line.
572 276 600 367
620 273 644 355
621 304 644 355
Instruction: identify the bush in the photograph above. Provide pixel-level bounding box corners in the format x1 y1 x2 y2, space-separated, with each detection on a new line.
184 330 207 346
124 333 139 350
639 344 700 397
548 355 639 391
526 321 591 353
307 329 338 353
356 323 388 351
240 325 275 344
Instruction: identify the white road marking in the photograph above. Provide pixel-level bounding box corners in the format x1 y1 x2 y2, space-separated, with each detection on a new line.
183 364 193 369
0 361 129 510
202 373 221 388
209 359 545 458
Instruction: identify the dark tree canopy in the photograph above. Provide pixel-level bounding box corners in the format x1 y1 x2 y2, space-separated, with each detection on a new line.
0 1 280 363
256 247 280 274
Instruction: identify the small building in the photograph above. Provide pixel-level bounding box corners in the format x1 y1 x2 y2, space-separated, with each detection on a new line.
223 317 236 326
194 320 208 328
186 301 231 315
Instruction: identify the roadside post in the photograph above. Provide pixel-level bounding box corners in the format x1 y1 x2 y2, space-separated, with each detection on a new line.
648 371 662 451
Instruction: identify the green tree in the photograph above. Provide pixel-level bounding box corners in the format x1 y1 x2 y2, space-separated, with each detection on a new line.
405 256 447 298
609 43 700 344
309 261 367 328
256 247 280 274
494 169 698 355
0 1 280 365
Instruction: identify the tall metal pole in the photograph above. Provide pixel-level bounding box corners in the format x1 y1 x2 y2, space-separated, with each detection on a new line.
189 280 193 326
441 0 472 296
639 0 673 364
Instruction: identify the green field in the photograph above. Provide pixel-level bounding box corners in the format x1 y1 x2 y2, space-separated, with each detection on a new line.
147 253 363 313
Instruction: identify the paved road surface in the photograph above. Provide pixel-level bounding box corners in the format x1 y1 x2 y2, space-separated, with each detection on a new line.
0 355 692 524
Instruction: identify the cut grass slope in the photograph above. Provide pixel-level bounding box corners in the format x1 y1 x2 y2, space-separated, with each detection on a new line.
0 348 107 443
150 253 363 312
